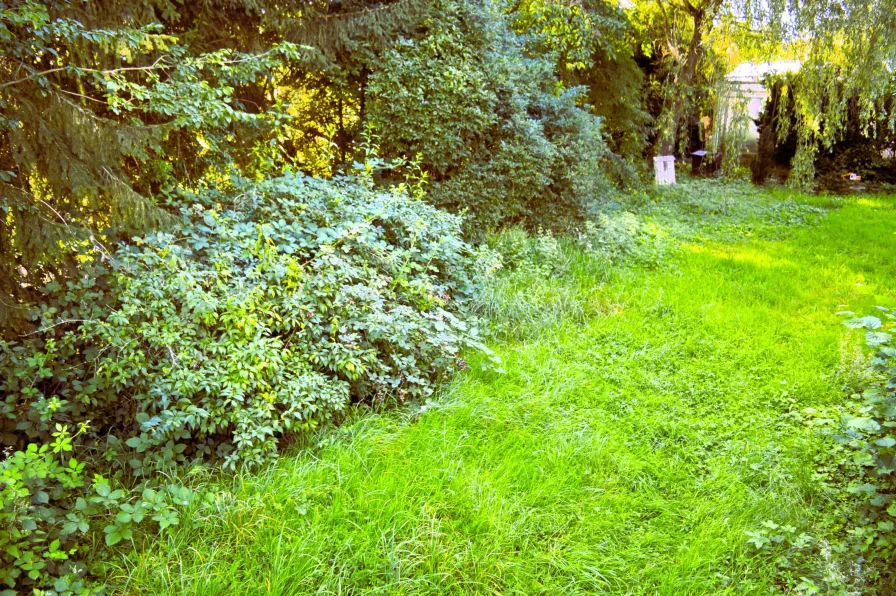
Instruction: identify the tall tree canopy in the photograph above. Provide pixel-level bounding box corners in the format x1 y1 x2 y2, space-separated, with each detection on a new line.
760 0 896 184
0 0 424 330
3 0 896 330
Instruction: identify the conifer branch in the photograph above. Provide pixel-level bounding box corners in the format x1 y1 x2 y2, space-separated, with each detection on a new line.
308 0 418 21
1 55 171 89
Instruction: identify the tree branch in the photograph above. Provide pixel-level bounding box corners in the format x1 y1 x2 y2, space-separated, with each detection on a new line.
1 55 170 89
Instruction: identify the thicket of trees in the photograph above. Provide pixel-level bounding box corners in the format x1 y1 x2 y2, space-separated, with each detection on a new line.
2 0 896 591
3 0 894 327
0 0 640 331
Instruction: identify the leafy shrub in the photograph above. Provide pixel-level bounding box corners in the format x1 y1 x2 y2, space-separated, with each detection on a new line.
0 171 491 591
0 427 91 593
92 173 491 468
816 143 896 191
576 212 673 268
0 433 192 593
489 227 565 277
789 307 896 591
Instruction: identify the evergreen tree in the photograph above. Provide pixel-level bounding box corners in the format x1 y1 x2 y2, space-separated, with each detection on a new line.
0 0 424 332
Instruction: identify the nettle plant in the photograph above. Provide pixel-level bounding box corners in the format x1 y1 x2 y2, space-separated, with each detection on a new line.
0 171 493 592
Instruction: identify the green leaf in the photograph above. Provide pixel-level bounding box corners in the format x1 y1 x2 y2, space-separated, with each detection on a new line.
61 522 79 535
845 416 880 432
866 332 892 346
844 316 882 329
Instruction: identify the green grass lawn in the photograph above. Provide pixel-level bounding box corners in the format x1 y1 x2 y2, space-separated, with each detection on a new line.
108 184 896 594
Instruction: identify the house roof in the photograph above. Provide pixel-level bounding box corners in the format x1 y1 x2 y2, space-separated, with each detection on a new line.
726 61 802 83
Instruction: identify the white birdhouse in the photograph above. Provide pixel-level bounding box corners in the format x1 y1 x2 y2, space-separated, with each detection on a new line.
654 155 676 185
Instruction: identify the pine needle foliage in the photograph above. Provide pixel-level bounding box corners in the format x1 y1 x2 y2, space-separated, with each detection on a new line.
0 5 175 329
0 2 302 331
277 0 431 64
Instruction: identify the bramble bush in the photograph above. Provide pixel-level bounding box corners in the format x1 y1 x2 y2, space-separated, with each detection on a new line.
0 170 492 592
835 309 896 562
781 307 896 591
93 171 493 467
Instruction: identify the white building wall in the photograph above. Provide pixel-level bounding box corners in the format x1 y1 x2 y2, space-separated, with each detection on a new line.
711 61 801 156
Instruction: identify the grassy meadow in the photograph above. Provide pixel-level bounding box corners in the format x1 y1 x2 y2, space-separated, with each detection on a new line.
107 182 896 594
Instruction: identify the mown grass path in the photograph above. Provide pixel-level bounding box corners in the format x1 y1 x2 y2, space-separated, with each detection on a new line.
116 192 896 595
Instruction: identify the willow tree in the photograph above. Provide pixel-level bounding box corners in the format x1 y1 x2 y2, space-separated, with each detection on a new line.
757 0 896 186
629 0 896 175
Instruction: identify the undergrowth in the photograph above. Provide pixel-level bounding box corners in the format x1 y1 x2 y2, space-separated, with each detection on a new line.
103 181 896 594
476 179 831 342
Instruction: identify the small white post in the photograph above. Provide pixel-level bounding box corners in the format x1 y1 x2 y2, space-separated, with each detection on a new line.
653 155 676 185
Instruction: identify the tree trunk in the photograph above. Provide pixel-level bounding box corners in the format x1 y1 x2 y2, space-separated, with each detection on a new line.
659 5 707 155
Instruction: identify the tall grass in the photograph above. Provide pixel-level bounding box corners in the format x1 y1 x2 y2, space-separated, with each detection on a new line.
106 183 896 594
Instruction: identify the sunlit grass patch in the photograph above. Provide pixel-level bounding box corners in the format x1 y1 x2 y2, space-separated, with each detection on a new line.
683 242 799 269
107 182 896 594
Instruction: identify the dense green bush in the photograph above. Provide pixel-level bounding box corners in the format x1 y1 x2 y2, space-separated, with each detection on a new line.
0 171 492 591
508 0 651 165
368 0 613 232
94 172 492 467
